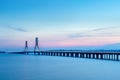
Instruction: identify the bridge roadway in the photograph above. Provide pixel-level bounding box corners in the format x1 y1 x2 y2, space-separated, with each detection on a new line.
6 51 120 61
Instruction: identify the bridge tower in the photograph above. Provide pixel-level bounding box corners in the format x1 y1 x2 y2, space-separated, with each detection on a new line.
34 37 40 55
24 41 29 54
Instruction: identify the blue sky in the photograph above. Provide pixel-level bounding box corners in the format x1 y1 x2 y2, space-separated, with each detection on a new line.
1 0 120 51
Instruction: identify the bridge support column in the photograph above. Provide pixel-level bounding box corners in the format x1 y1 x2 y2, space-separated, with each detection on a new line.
60 53 62 56
100 54 103 59
75 53 78 58
88 54 91 58
108 54 110 60
71 53 74 57
80 53 82 58
69 53 71 57
34 37 40 55
103 54 106 59
86 54 88 58
114 54 116 60
96 54 99 59
117 54 119 61
83 53 85 58
24 41 29 54
78 53 80 58
63 53 65 56
66 53 69 57
93 54 95 59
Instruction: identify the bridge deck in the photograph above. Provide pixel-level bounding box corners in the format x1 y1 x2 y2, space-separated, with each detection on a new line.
6 51 120 61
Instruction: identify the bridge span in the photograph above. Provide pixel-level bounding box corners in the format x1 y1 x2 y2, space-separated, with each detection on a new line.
7 51 120 61
6 37 120 61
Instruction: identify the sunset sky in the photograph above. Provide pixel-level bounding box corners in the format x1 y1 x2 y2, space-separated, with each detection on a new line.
1 0 120 51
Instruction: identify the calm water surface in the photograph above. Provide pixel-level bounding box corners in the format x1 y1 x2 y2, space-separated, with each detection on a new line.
0 53 120 80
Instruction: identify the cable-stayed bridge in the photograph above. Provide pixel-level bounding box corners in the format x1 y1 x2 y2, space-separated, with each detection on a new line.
6 37 120 61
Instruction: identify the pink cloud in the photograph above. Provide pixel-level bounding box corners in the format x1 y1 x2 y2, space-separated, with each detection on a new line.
1 36 120 49
40 37 120 47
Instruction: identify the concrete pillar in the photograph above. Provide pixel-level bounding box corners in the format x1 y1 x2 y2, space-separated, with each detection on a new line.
93 54 95 59
67 53 69 57
71 53 74 57
75 53 78 58
117 54 119 61
100 54 103 59
109 54 110 60
96 54 99 59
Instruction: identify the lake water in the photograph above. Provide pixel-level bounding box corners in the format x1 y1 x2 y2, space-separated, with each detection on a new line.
0 53 120 80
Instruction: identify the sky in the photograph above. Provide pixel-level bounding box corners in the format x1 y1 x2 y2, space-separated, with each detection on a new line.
1 0 120 51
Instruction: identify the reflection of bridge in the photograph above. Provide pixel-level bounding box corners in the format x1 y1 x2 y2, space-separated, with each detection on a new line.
8 37 120 61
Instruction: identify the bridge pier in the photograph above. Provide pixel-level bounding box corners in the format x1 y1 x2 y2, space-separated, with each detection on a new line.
88 54 91 58
42 52 120 61
75 53 78 58
83 53 85 58
71 53 73 57
96 54 98 59
78 53 80 58
63 53 65 57
66 53 69 57
24 41 29 55
38 52 40 55
113 54 115 60
54 52 55 56
47 52 49 56
103 54 106 59
117 54 119 61
107 54 109 60
80 53 82 58
100 54 103 59
65 53 67 57
69 53 71 57
86 54 89 58
56 52 58 56
34 37 40 55
54 52 56 56
59 53 62 56
93 54 95 59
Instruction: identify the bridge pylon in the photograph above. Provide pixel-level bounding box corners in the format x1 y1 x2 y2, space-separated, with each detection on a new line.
24 41 29 54
34 37 40 55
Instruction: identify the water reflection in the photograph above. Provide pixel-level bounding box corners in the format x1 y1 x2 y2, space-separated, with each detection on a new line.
0 54 120 80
